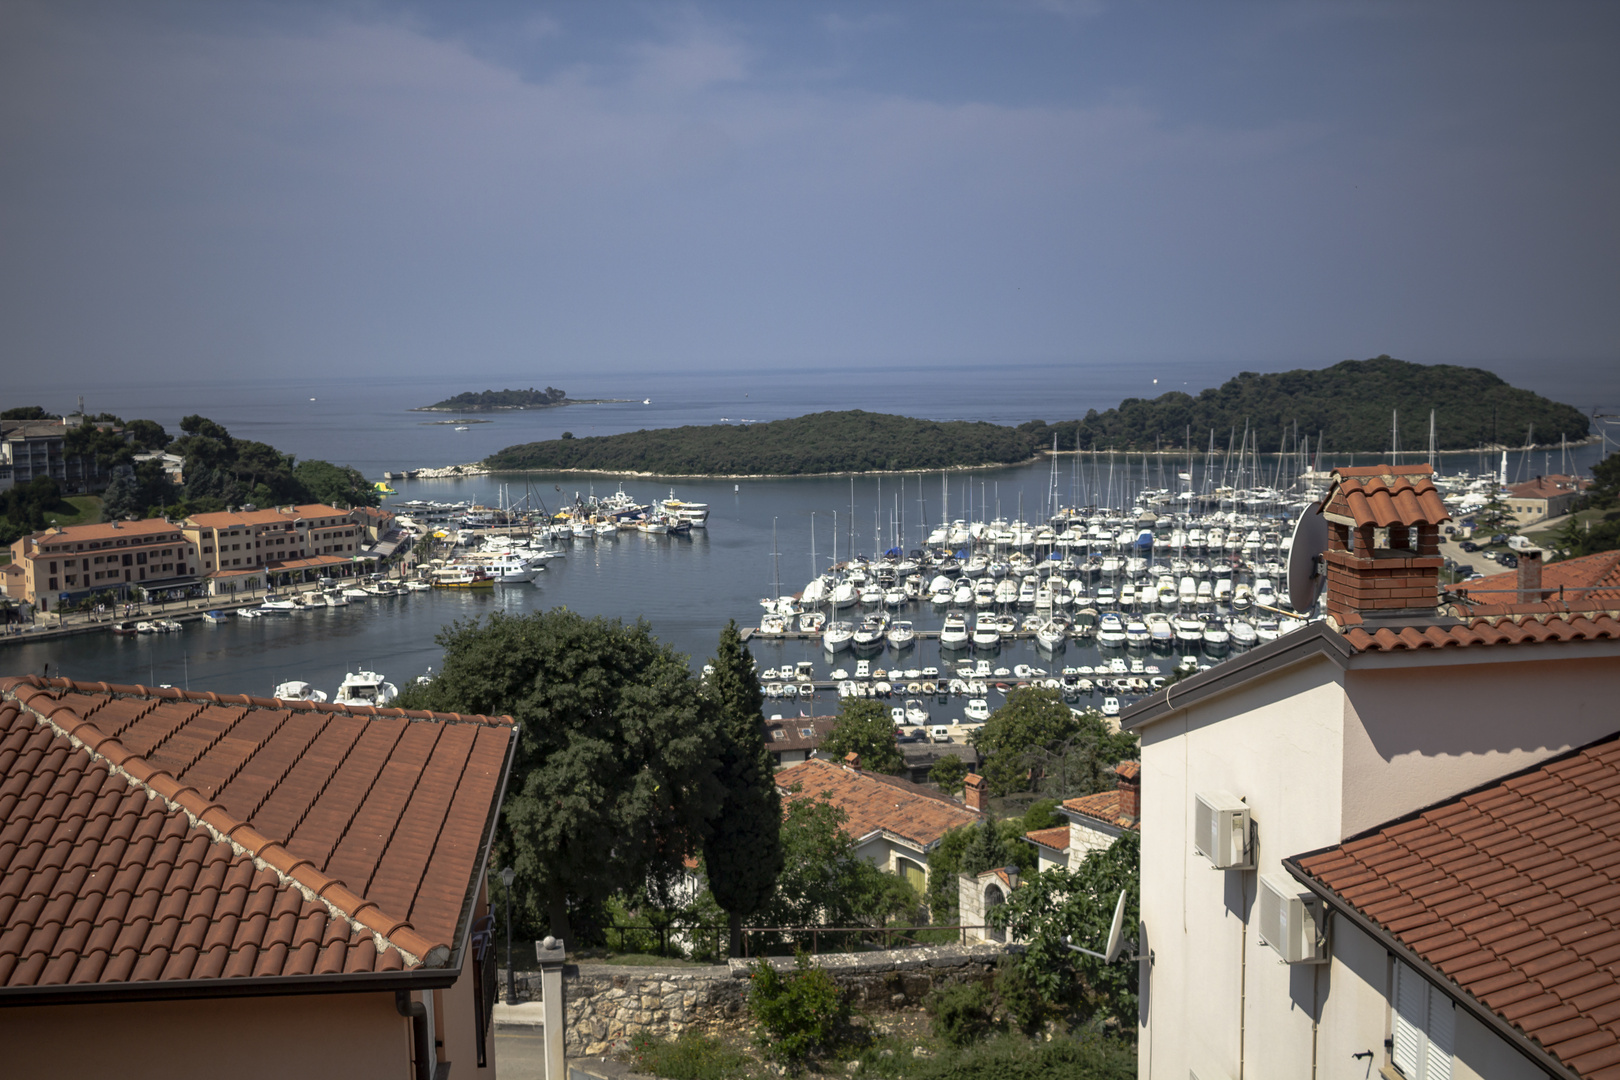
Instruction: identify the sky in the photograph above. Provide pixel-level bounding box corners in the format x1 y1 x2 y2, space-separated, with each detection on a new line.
1 1 1617 387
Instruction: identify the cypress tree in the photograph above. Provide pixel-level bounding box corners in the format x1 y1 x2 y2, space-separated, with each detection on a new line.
701 621 784 956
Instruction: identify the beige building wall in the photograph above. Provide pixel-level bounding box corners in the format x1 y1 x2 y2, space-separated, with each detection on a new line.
1139 645 1611 1080
0 991 411 1080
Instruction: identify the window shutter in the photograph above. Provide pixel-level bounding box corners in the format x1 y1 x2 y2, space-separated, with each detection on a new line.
1392 961 1426 1077
1426 989 1455 1080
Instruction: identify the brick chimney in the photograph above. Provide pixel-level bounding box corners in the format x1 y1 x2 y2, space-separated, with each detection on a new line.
1115 762 1140 821
1320 465 1450 627
1518 547 1546 604
963 772 987 813
843 751 860 772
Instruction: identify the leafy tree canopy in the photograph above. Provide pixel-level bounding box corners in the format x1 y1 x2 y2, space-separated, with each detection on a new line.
972 687 1137 798
991 832 1141 1030
757 795 919 931
818 697 905 775
423 387 568 410
1 406 48 420
394 609 725 941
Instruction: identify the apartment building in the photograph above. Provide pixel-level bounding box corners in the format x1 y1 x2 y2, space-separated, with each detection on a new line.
8 518 198 610
1127 464 1620 1080
183 504 368 588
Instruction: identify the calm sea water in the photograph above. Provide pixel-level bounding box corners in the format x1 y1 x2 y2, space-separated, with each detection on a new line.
5 358 1613 711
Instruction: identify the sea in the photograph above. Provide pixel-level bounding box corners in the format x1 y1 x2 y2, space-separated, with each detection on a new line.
6 357 1615 714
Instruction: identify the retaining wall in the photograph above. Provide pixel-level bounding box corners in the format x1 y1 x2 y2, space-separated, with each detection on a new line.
506 942 1008 1057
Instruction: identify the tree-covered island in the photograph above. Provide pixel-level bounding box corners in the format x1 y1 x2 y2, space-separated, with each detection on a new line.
413 386 635 411
479 357 1588 477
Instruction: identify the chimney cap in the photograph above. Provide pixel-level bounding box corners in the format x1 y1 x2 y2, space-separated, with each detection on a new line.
843 751 860 770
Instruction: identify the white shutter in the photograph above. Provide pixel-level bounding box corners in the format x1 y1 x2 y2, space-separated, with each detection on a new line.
1425 987 1455 1080
1392 961 1426 1077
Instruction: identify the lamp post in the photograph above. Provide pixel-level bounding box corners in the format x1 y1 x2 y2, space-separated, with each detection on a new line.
500 866 517 1004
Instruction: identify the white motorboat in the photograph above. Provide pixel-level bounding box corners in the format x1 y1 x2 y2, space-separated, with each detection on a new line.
1174 617 1205 646
1035 621 1067 652
342 585 370 600
886 620 915 649
939 612 970 650
1229 620 1258 648
829 580 857 609
236 608 264 620
334 670 399 708
822 620 854 652
325 588 351 606
852 613 888 649
1124 618 1151 649
759 613 788 636
136 621 157 634
799 611 826 633
971 615 1001 650
1146 613 1174 647
964 698 991 722
1203 619 1231 653
273 680 328 703
202 610 229 623
1096 613 1128 647
904 698 929 726
260 598 298 613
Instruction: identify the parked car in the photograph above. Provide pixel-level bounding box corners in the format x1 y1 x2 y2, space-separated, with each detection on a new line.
1491 534 1509 546
1460 541 1480 552
1500 554 1519 568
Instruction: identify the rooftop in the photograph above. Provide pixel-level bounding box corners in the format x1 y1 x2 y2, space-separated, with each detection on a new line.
775 757 979 851
1061 790 1138 831
24 519 185 548
0 676 514 997
1290 733 1620 1078
1507 474 1589 500
1323 464 1451 529
1466 551 1620 606
1024 825 1070 850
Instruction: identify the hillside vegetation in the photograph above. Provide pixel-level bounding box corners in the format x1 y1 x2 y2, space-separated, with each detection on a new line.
1019 356 1588 453
484 410 1037 475
419 386 568 411
482 358 1587 476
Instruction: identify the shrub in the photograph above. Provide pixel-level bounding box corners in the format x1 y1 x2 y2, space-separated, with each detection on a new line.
626 1031 752 1080
928 980 1002 1048
993 956 1047 1036
747 952 853 1062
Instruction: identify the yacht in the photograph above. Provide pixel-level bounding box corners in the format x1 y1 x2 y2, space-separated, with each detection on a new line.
852 613 889 651
1174 616 1205 646
886 620 916 650
822 620 855 652
970 614 1001 650
431 566 496 589
472 552 538 583
1035 621 1067 652
1096 613 1128 647
799 611 826 633
333 670 399 708
259 598 298 613
939 612 970 650
1124 618 1151 649
1229 619 1258 648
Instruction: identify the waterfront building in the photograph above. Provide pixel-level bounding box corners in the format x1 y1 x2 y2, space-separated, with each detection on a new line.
1126 463 1620 1080
0 674 517 1080
183 503 371 590
7 518 198 611
775 754 981 894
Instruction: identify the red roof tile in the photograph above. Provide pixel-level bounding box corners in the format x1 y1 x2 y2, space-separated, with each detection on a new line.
1295 735 1620 1075
0 676 513 994
1062 790 1139 831
1324 465 1451 529
776 758 979 849
1343 604 1620 653
1468 552 1620 606
1025 826 1070 850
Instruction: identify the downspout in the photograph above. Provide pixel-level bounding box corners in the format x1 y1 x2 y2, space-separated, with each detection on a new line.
1239 868 1248 1080
396 990 431 1080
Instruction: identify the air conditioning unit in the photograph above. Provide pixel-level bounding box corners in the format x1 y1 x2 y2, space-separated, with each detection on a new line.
1258 874 1326 964
1194 791 1251 869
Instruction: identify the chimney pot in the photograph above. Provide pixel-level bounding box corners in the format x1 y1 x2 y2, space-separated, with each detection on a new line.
843 751 860 771
1518 547 1545 604
963 772 987 813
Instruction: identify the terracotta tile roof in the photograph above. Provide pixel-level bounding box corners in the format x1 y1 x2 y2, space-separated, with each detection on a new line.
1323 464 1451 528
1062 790 1138 831
1468 552 1620 605
25 519 185 547
0 676 513 994
775 758 979 850
1507 475 1588 500
1293 735 1620 1077
1025 826 1070 850
1342 605 1620 653
1115 761 1141 781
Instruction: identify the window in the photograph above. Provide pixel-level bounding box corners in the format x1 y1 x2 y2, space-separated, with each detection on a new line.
1392 960 1453 1080
772 730 786 741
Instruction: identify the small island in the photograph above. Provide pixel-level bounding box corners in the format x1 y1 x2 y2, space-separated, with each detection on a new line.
413 386 635 412
477 358 1589 478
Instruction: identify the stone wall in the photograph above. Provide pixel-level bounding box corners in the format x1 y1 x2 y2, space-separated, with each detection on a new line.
506 942 1008 1057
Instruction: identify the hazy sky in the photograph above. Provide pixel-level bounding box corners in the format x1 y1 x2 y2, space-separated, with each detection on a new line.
2 1 1616 385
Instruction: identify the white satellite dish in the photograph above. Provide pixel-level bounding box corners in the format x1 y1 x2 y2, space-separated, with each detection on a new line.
1063 889 1133 963
1286 501 1329 613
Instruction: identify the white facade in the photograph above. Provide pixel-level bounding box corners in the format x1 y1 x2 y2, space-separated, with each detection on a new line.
1136 640 1618 1080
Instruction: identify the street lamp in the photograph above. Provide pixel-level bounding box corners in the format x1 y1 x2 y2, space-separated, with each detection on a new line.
500 866 517 1005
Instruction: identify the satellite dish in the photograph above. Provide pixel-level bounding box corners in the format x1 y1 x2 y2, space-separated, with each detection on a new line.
1104 888 1128 963
1286 500 1329 613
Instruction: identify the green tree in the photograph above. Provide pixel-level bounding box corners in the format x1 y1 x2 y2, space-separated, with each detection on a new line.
1023 798 1064 832
701 621 783 956
818 697 904 774
991 832 1141 1029
294 459 381 508
395 609 723 942
125 419 170 451
973 687 1136 798
1 405 47 420
960 818 1015 877
758 795 917 932
929 753 968 795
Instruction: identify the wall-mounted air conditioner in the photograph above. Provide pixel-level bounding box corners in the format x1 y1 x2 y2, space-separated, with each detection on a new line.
1194 791 1251 869
1258 874 1327 964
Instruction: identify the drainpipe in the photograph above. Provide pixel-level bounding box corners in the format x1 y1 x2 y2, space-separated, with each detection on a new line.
395 990 431 1080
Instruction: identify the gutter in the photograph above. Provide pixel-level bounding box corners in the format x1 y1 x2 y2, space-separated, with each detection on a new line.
0 965 462 1008
1283 857 1583 1080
